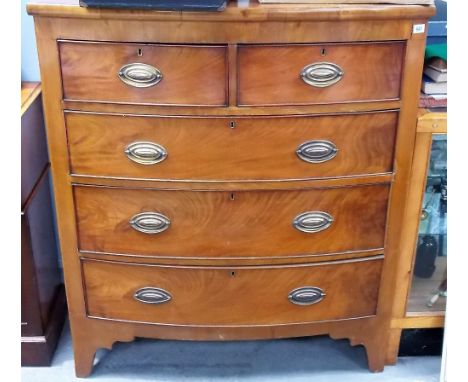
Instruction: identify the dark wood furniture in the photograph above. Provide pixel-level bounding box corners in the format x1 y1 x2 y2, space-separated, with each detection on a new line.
21 82 67 366
27 1 435 376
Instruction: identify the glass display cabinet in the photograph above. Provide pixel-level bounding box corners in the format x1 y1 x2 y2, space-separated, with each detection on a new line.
387 110 447 363
407 134 447 314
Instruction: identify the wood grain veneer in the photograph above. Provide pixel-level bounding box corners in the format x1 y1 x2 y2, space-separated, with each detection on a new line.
74 184 389 258
60 41 228 106
83 257 383 325
27 0 435 21
66 111 397 181
28 0 435 376
238 42 405 106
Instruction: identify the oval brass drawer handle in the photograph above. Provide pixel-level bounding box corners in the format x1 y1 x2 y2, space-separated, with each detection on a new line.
293 211 333 233
300 62 344 88
288 287 326 306
296 140 338 163
129 212 171 234
124 142 168 165
134 287 172 304
118 63 163 88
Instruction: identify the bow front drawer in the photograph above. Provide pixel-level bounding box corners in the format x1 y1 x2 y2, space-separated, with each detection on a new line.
238 42 405 106
65 111 397 181
59 41 228 106
82 257 383 325
74 184 389 259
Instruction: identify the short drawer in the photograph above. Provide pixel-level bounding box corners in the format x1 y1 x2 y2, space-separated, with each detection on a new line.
59 41 227 106
74 184 389 258
82 257 383 325
66 111 397 181
238 42 404 106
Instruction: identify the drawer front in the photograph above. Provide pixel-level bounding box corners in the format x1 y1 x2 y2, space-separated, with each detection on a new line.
66 112 397 181
238 42 404 106
75 185 389 258
83 257 383 325
59 41 227 106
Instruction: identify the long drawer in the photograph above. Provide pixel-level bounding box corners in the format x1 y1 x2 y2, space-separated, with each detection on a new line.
82 257 383 325
66 112 397 181
74 184 389 258
59 41 228 106
238 42 405 106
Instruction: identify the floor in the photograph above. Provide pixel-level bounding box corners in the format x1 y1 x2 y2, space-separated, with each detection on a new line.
22 322 441 382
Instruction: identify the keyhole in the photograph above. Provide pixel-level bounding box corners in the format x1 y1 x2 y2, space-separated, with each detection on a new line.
229 121 236 129
230 271 236 277
230 193 235 201
321 48 326 56
138 48 143 56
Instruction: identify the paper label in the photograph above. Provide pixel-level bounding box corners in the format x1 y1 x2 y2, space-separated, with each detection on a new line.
413 24 426 34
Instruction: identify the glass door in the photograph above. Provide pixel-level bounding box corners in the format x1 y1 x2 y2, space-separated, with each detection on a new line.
407 134 447 314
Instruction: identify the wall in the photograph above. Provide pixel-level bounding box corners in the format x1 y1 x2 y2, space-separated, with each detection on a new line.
21 0 40 81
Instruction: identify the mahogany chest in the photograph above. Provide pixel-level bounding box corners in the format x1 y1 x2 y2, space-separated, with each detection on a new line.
28 0 435 376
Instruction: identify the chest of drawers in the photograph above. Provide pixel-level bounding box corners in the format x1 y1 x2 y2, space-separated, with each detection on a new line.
28 0 435 376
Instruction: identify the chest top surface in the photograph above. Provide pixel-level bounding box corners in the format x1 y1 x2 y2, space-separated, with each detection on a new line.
27 0 435 20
